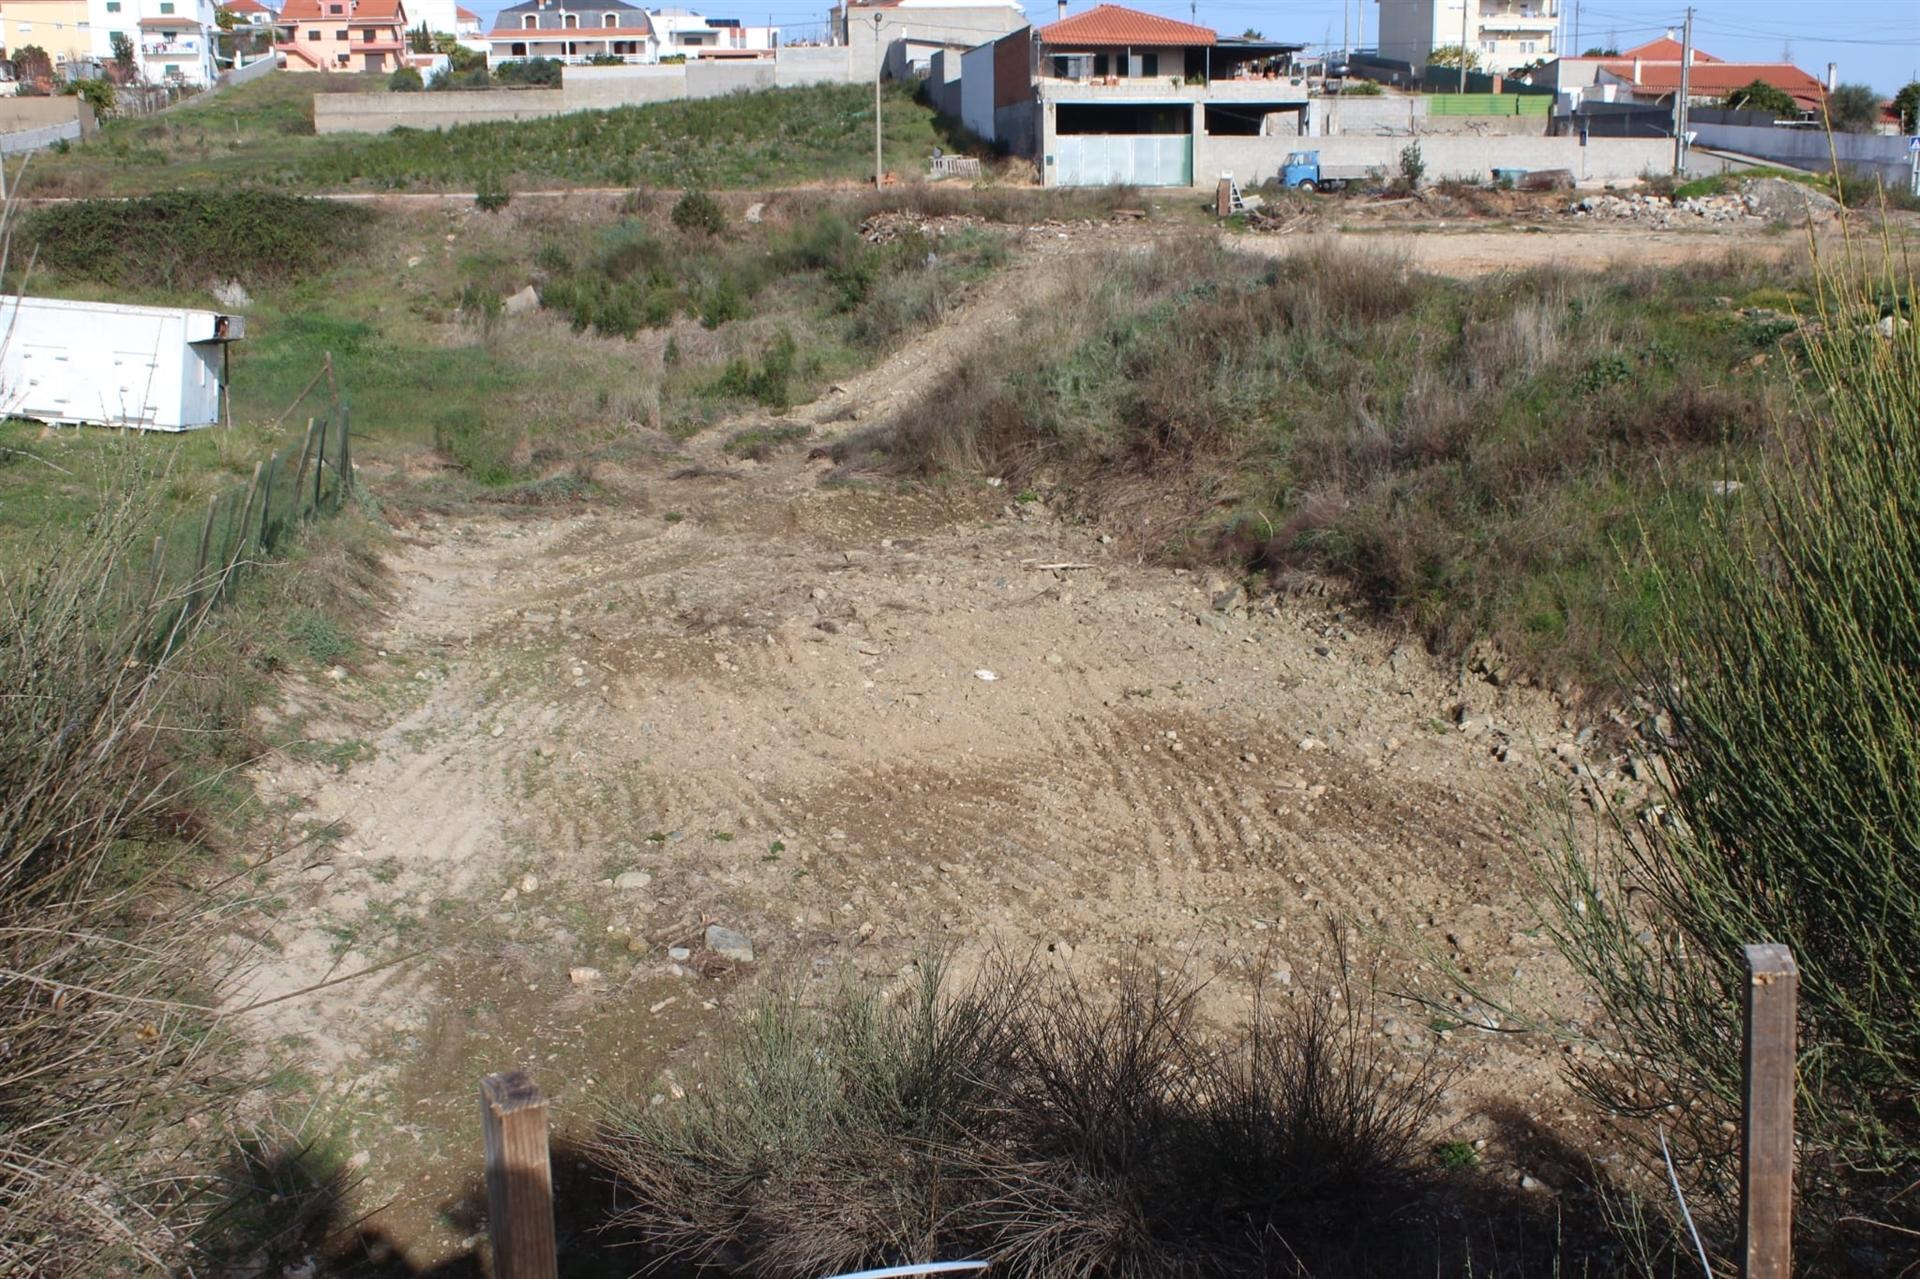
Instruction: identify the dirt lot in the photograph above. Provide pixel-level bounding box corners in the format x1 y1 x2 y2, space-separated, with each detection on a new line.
236 210 1805 1268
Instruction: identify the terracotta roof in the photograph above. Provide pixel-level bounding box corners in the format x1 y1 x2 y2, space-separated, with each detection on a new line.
139 16 203 27
486 24 653 37
223 0 273 13
1617 36 1719 63
1598 59 1826 107
456 4 478 17
280 0 403 22
1039 4 1212 47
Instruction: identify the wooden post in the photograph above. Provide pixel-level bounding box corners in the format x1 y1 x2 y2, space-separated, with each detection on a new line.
336 404 352 505
480 1071 558 1279
1740 943 1797 1279
259 455 276 550
312 413 328 511
290 417 317 517
1216 176 1232 218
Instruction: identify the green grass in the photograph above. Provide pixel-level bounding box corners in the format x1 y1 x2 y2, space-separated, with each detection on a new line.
26 76 955 197
855 242 1807 692
1671 165 1823 200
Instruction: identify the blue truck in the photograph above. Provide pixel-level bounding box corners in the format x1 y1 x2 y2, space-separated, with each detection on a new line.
1279 150 1377 192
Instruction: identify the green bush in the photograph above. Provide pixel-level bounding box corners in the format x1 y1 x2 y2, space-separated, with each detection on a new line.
493 56 561 87
432 408 518 485
671 189 727 236
387 65 423 92
1542 249 1920 1268
473 171 510 212
711 329 798 409
22 190 373 289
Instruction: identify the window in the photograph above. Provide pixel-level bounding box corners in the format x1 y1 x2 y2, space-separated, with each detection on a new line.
158 1 173 12
562 12 576 27
334 28 347 38
105 1 120 11
164 62 179 74
328 3 343 11
603 12 616 26
1140 52 1158 76
523 13 536 26
305 27 319 38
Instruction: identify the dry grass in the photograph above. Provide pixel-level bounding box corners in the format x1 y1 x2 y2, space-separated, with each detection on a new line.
594 953 1466 1279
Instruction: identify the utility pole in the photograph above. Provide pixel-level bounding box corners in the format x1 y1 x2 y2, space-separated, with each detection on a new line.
1572 0 1580 54
1342 0 1348 62
1460 0 1469 92
872 12 884 189
1672 5 1693 175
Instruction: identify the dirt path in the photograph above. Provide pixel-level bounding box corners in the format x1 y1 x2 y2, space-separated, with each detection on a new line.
240 223 1676 1267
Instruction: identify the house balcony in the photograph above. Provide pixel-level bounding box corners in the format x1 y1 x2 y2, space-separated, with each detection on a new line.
1477 7 1558 31
1036 75 1310 105
141 39 202 57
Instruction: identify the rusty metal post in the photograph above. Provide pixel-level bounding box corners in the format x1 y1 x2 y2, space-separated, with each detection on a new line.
480 1071 558 1279
1740 943 1797 1279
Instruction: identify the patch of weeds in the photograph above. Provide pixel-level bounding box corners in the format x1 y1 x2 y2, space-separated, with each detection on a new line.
286 609 352 665
722 424 810 460
662 512 684 524
1434 1140 1479 1171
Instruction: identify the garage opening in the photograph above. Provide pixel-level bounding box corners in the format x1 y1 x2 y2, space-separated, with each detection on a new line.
1055 102 1191 135
1202 102 1305 136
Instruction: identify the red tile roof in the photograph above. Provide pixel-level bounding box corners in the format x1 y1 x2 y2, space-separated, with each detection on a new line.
1040 4 1213 48
280 0 403 22
222 0 273 13
1617 36 1719 63
1598 59 1827 108
485 24 653 37
140 14 203 26
456 4 478 17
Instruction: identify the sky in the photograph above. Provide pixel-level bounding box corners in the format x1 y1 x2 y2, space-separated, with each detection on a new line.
466 0 1920 97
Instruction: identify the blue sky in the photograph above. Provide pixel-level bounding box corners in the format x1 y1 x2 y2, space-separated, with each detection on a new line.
468 0 1920 96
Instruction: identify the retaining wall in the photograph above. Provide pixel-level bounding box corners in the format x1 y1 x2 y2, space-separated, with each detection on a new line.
1199 134 1671 187
315 48 857 133
0 96 93 155
1691 122 1914 191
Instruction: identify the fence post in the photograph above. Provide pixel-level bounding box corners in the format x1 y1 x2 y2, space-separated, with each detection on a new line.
259 455 276 550
1740 943 1797 1279
290 417 317 518
336 403 352 505
480 1071 558 1279
312 413 329 512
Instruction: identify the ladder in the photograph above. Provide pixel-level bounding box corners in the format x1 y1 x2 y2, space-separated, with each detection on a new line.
1216 173 1246 217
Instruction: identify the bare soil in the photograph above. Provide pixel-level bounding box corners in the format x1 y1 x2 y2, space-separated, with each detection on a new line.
235 212 1783 1269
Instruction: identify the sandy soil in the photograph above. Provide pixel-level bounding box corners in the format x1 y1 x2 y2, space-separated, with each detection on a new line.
234 213 1751 1268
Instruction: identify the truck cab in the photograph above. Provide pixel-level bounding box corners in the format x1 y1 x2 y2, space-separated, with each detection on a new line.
1281 151 1322 190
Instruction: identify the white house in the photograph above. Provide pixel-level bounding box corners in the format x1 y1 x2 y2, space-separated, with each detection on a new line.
0 297 243 431
89 0 221 84
838 0 1025 80
1374 0 1559 76
650 7 776 56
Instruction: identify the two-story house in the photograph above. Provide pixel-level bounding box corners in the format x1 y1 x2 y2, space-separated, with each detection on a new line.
958 5 1308 187
275 0 408 70
3 0 97 79
87 0 221 85
649 8 774 58
486 0 655 64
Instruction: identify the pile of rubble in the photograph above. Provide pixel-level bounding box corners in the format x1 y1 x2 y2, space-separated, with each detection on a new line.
858 210 993 245
1567 191 1761 225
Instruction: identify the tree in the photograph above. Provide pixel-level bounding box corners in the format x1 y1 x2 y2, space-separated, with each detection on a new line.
1893 80 1920 134
408 21 433 53
1581 46 1619 57
110 30 136 74
12 44 52 84
1428 44 1479 70
214 6 236 29
1724 79 1797 117
1241 27 1264 39
388 65 423 90
1825 82 1880 134
62 76 114 114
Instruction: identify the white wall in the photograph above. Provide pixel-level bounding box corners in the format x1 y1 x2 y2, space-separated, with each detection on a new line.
959 38 996 141
1691 122 1915 191
1199 133 1669 186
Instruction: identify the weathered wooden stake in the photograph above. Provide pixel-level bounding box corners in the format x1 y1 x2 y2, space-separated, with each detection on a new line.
1740 943 1797 1279
480 1071 558 1279
336 403 352 504
312 414 329 511
259 455 277 549
290 417 317 517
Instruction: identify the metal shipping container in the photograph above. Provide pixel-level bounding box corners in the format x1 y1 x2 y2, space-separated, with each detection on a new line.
0 296 245 431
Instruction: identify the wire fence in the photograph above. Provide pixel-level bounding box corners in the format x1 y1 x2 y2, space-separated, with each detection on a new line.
151 395 354 657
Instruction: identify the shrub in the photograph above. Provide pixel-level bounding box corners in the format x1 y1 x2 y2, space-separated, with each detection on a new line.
62 76 114 114
595 955 1452 1278
1541 247 1920 1269
0 487 248 1271
23 190 373 289
432 408 518 484
1824 81 1881 133
493 56 561 87
473 171 510 211
710 329 798 409
1397 140 1425 191
671 189 727 236
387 65 423 91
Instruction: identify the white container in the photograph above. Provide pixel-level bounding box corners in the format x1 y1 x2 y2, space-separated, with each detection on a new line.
0 296 245 431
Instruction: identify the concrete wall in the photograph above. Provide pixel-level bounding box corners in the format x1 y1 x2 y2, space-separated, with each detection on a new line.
959 40 996 141
1692 122 1914 190
563 64 688 108
775 44 851 87
1198 134 1670 186
686 61 776 98
316 87 567 132
219 53 281 88
314 47 858 133
925 47 962 119
845 5 1025 82
0 96 95 134
0 119 86 155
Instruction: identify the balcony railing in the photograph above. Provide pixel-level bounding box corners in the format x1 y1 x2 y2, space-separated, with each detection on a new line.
142 40 201 56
